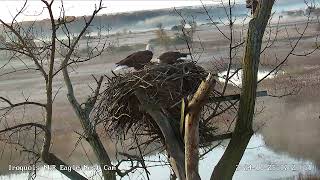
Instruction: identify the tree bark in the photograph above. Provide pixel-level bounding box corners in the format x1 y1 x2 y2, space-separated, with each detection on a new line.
135 89 186 180
184 74 215 180
211 1 275 179
62 65 116 180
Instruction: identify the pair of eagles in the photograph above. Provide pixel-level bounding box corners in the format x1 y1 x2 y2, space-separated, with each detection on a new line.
115 44 190 70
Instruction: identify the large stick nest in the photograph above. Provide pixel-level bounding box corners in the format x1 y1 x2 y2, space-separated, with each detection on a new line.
94 61 218 146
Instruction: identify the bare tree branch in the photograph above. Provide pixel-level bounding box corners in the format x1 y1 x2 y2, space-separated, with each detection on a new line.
0 97 46 111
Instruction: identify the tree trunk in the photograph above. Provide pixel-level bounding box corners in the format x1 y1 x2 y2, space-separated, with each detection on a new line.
62 65 116 180
185 74 215 180
87 133 116 180
135 89 186 180
211 1 275 179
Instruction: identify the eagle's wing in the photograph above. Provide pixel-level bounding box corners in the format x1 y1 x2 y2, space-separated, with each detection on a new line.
132 50 153 64
116 50 153 69
159 52 182 64
116 53 136 65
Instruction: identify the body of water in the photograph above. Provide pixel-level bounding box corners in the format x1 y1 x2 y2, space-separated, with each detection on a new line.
218 69 284 86
1 135 318 180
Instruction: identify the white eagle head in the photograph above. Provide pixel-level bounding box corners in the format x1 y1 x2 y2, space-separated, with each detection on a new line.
146 43 154 52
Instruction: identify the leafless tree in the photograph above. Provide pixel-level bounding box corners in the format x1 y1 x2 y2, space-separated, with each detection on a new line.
0 0 118 179
0 0 318 180
134 0 319 179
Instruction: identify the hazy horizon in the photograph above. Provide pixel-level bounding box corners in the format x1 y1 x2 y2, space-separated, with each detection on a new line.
0 0 312 23
0 0 222 23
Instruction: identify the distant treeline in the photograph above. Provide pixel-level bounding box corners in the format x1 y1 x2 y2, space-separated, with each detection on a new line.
0 4 249 39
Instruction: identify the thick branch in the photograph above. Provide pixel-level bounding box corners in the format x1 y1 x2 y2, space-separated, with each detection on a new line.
60 1 104 113
200 133 233 148
184 74 215 180
135 88 186 180
209 90 268 102
44 153 87 180
39 0 56 163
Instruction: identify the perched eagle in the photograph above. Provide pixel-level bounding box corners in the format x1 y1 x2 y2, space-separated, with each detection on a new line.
157 51 191 64
114 44 153 70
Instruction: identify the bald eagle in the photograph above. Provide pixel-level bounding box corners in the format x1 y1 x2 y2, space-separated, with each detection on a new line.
157 51 191 64
114 44 153 71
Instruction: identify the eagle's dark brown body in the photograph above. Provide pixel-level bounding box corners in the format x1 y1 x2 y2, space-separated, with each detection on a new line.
116 50 153 70
158 51 191 64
